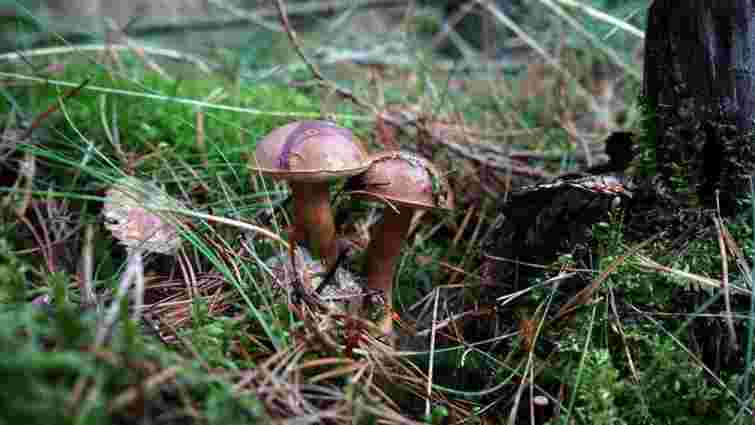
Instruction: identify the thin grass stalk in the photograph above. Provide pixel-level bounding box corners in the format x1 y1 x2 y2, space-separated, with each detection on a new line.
538 0 640 80
131 255 145 323
0 43 213 72
719 223 753 287
398 330 519 359
448 198 487 285
634 254 751 296
99 95 123 166
627 302 750 413
714 216 738 351
478 0 600 113
607 284 639 383
0 71 371 122
743 176 755 405
16 206 53 272
206 0 283 32
562 303 598 425
425 287 440 419
522 276 561 424
31 198 58 272
551 0 645 39
504 376 526 425
195 108 208 169
78 223 97 309
95 247 143 345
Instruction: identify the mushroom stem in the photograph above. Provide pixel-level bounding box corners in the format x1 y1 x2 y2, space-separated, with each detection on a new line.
365 205 414 334
290 181 338 268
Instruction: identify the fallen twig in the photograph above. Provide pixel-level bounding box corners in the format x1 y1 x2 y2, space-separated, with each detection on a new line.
433 135 554 179
273 0 378 115
21 77 90 141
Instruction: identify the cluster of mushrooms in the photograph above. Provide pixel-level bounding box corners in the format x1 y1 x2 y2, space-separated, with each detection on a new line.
252 120 454 335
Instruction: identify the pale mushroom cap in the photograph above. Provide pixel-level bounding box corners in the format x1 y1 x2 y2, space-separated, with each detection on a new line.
252 120 371 182
345 150 454 211
103 177 183 254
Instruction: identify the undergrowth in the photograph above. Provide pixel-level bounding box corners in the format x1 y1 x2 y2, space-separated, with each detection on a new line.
2 2 755 425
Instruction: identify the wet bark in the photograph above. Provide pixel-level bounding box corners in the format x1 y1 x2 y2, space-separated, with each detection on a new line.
642 0 755 215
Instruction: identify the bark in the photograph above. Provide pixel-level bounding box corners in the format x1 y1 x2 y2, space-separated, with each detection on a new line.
481 1 755 297
642 0 755 214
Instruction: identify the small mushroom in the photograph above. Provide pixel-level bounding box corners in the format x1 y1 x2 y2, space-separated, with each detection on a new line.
345 151 454 334
103 177 183 255
252 120 371 267
102 176 184 343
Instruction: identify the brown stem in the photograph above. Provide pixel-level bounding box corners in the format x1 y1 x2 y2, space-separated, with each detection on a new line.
290 181 337 268
365 205 414 334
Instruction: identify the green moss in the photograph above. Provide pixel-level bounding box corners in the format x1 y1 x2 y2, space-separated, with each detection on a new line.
2 61 319 161
0 234 28 304
0 300 270 425
635 94 659 178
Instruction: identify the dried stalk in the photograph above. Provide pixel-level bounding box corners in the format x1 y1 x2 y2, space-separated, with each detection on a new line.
273 0 378 115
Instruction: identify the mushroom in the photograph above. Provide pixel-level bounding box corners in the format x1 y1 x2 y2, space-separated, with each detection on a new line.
102 176 184 343
345 151 454 334
252 120 371 268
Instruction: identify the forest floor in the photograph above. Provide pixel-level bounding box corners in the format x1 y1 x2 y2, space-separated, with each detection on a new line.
1 2 754 424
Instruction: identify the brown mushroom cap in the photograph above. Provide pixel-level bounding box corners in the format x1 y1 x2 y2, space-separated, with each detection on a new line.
345 150 454 211
252 120 371 182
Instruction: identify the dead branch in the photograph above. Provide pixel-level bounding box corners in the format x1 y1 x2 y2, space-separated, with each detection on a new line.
274 0 378 114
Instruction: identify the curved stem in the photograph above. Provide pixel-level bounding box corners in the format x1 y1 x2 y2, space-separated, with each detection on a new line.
365 205 414 334
290 181 338 268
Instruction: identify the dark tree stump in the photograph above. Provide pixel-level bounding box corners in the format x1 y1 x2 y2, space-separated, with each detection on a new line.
481 175 632 293
481 0 755 298
642 0 755 215
478 2 755 376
